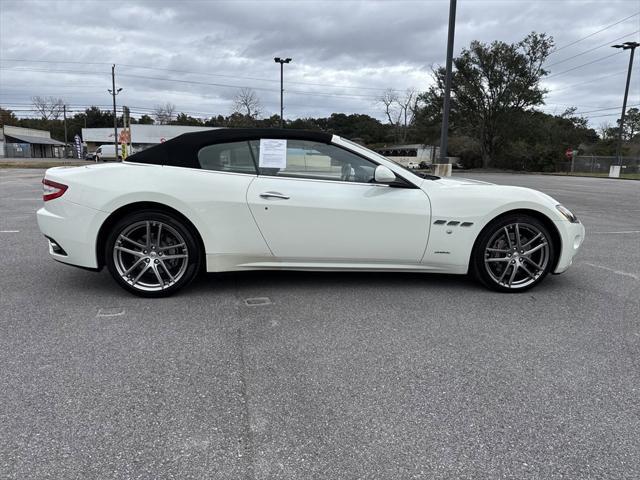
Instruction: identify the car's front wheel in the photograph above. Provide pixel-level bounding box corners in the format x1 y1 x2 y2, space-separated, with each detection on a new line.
105 210 201 297
472 214 555 292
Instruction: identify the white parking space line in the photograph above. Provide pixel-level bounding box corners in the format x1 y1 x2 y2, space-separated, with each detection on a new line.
591 230 640 235
0 230 20 233
582 263 640 281
96 308 126 317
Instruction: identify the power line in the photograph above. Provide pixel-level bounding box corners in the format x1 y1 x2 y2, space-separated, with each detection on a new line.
587 112 626 119
545 30 640 68
574 103 640 115
0 66 383 100
0 58 402 93
549 11 640 55
546 101 627 109
118 63 395 92
2 99 383 118
546 69 628 93
545 51 624 79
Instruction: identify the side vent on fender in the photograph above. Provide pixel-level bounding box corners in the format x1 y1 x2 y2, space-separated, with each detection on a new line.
433 220 475 227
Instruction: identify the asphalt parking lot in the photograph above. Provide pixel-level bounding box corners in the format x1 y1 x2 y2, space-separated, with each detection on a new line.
1 169 639 479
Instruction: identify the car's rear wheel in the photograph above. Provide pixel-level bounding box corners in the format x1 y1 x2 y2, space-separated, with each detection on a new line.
105 211 201 297
472 214 555 292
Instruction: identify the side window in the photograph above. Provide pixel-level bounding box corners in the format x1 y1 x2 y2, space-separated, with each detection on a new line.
249 139 377 183
198 141 257 174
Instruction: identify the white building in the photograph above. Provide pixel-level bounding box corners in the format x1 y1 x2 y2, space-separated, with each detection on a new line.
81 125 218 152
375 144 439 167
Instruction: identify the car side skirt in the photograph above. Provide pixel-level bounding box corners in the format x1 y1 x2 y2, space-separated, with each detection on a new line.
205 254 468 275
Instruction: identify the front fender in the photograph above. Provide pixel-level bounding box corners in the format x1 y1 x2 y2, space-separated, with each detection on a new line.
421 183 566 270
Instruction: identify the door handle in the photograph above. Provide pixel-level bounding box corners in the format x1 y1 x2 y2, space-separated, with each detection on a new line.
260 192 290 200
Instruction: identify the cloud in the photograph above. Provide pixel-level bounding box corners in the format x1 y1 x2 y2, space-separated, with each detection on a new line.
1 0 638 125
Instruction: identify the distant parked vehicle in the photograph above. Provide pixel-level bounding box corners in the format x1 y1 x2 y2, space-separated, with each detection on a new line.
95 144 123 162
407 161 420 169
419 161 432 170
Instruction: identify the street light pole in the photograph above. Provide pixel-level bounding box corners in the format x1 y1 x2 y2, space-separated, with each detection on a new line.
438 0 457 166
274 57 292 128
612 42 639 166
108 64 123 161
63 104 68 158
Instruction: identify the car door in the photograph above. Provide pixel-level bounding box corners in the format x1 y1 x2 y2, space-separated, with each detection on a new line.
163 140 272 268
246 139 431 263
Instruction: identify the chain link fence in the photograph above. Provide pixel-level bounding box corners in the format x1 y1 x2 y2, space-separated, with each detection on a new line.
557 156 640 178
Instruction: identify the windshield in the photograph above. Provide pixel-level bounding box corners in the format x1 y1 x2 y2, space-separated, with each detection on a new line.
338 137 440 180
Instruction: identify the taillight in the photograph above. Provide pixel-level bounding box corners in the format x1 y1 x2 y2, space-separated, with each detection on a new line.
42 179 68 201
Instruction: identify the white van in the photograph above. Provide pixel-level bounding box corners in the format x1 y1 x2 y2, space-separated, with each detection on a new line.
94 144 123 162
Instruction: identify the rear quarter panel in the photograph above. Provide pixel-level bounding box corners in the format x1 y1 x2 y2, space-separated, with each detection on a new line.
45 163 271 262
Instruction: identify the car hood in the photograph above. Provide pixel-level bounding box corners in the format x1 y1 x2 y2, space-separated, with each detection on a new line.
434 176 494 186
423 176 563 214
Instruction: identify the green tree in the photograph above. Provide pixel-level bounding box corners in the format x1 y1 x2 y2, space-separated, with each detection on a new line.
84 106 114 128
618 107 640 141
0 107 18 126
426 32 554 167
204 115 227 127
137 114 155 125
173 113 204 126
497 109 597 171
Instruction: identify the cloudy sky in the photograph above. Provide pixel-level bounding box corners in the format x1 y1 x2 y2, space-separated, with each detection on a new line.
1 0 638 128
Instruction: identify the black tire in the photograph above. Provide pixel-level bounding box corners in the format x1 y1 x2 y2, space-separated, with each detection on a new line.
471 214 555 293
105 210 201 297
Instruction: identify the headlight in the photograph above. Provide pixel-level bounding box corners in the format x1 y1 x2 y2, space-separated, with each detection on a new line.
556 204 579 223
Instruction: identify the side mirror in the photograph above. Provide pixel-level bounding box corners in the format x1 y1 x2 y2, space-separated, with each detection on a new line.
374 165 396 183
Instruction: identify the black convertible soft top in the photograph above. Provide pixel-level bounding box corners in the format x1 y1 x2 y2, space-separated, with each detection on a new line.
126 128 333 168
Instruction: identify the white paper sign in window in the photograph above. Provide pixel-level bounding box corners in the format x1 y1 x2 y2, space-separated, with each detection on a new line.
258 139 287 169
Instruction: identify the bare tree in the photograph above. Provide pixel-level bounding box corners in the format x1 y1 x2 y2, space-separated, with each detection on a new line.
400 88 419 132
32 96 65 120
379 89 401 127
598 122 615 141
232 88 262 121
378 88 419 143
153 102 176 125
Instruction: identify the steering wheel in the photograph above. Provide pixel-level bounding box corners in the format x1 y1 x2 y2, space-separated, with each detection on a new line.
341 163 352 181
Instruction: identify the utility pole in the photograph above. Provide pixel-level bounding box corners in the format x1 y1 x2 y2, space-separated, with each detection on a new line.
123 105 130 159
63 104 68 158
438 0 457 170
108 64 122 160
612 41 639 166
274 57 292 128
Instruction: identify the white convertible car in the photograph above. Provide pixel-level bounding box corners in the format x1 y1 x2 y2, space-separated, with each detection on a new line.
37 128 585 297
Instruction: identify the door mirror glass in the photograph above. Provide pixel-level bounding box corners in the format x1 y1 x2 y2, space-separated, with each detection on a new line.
374 165 396 183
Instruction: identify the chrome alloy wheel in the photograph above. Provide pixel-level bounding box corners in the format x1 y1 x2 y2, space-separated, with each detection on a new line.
483 222 550 289
112 220 189 292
